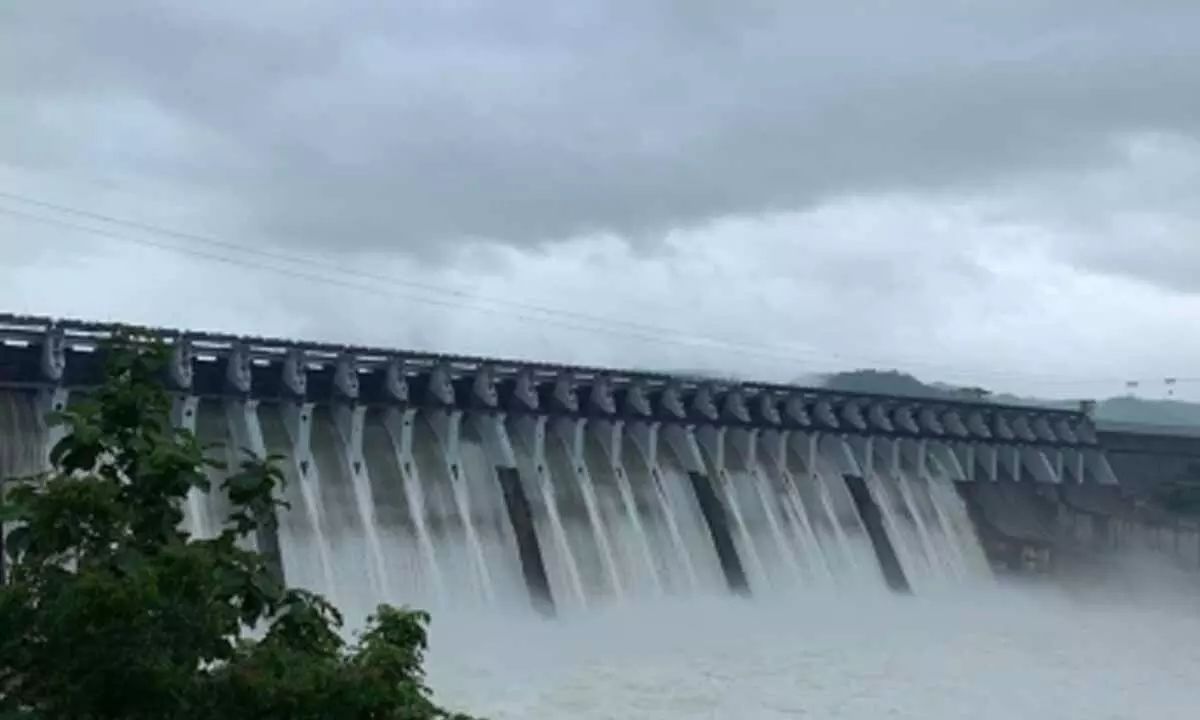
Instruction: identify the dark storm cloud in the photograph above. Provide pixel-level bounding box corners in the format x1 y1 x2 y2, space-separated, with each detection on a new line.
2 0 1199 258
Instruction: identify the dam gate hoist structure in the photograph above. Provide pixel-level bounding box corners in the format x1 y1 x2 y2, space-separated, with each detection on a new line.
0 313 1161 618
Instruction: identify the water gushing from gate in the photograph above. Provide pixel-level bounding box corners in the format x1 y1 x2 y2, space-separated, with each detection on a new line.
0 387 998 623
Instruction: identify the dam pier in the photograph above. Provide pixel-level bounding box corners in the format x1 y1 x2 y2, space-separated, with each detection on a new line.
1 313 1196 619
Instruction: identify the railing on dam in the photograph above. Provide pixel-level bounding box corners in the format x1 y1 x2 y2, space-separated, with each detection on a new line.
0 312 1140 617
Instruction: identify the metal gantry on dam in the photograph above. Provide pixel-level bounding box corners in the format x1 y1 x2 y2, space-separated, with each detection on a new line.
0 313 1137 613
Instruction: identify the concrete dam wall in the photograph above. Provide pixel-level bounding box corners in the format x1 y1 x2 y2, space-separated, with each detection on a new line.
0 313 1187 620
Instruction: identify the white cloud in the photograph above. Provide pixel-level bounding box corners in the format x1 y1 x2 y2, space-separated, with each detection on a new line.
4 142 1199 403
3 2 1200 404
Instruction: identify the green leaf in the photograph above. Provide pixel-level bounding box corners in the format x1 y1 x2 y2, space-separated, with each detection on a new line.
0 499 27 523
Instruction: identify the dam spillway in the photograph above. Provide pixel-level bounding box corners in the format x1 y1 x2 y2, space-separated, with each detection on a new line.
0 313 1189 621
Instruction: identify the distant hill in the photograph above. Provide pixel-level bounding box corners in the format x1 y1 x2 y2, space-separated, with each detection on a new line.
815 369 1200 429
819 369 945 398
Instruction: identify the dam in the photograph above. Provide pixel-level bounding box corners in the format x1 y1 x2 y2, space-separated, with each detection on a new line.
1 313 1196 623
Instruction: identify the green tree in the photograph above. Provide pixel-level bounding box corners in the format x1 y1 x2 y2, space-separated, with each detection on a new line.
0 332 475 720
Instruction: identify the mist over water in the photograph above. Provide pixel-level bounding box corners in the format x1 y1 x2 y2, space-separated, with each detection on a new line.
423 574 1200 719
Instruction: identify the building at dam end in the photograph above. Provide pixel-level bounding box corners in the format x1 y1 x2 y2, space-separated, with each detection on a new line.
1 313 1197 618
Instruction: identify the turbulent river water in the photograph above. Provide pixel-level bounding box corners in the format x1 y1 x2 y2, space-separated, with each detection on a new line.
423 571 1200 719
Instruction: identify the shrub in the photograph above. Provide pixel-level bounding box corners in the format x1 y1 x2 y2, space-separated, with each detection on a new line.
0 332 475 719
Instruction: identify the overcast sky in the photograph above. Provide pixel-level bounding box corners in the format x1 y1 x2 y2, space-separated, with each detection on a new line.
2 0 1199 400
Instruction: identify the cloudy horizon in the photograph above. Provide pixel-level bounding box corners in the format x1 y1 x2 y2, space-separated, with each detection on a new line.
3 1 1200 402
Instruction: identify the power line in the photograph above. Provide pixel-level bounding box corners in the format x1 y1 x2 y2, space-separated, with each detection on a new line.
0 189 1164 389
0 199 1152 388
0 188 740 343
0 204 886 372
0 171 1103 385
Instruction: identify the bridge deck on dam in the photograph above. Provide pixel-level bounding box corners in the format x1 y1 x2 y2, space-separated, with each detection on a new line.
0 313 1194 619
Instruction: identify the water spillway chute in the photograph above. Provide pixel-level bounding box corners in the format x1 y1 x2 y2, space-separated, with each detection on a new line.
0 313 1118 615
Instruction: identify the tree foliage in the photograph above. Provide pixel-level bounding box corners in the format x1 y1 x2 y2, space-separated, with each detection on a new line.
0 332 475 720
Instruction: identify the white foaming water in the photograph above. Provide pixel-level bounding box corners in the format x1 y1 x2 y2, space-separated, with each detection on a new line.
0 390 44 482
423 576 1200 719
